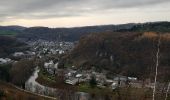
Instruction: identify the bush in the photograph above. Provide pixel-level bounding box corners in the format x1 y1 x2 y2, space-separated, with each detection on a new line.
0 89 5 97
10 59 35 87
89 75 97 88
0 64 12 82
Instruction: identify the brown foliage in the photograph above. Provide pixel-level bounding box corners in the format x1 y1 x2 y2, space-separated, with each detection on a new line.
67 32 170 81
10 59 35 87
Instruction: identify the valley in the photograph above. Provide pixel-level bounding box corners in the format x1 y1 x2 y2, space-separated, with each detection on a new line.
0 22 170 100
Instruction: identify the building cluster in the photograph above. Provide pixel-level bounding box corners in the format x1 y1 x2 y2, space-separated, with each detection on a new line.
0 58 13 64
43 59 162 90
42 60 142 90
6 39 159 92
13 51 36 58
28 40 74 56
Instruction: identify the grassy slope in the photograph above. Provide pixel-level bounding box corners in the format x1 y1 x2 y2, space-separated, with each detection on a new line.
0 81 55 100
0 30 19 36
0 36 28 58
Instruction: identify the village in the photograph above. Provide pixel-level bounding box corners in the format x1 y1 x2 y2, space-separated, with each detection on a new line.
27 39 75 55
42 56 161 92
0 39 74 64
0 39 166 98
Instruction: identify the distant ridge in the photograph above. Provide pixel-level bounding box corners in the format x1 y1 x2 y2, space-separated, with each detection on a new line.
0 21 170 41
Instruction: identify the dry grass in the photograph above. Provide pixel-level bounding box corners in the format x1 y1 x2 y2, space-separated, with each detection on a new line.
161 33 170 41
141 32 170 41
142 32 158 39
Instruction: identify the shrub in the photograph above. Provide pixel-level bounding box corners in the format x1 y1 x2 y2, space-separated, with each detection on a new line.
0 89 5 97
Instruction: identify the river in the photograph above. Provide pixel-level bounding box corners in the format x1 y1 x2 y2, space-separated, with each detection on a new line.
25 67 90 100
25 67 57 96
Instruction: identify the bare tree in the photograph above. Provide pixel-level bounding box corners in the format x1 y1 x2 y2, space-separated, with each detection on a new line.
152 34 161 100
165 82 170 100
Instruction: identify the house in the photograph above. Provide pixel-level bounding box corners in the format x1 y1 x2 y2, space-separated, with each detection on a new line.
65 70 77 78
44 60 54 69
44 60 58 74
128 77 137 81
76 74 83 78
111 81 119 90
56 49 65 54
114 75 128 81
54 63 58 69
0 58 12 64
13 52 24 57
113 75 128 87
106 79 114 83
91 72 107 85
65 78 79 85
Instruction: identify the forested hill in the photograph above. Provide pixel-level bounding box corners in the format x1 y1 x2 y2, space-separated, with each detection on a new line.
0 36 28 58
0 26 26 36
64 32 170 81
119 22 170 32
1 22 170 42
16 23 134 41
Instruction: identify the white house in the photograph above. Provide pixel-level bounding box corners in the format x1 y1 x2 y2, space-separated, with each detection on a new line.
13 52 24 57
0 58 11 64
111 81 118 90
76 74 83 78
128 77 137 81
44 60 54 69
65 78 79 85
44 60 58 74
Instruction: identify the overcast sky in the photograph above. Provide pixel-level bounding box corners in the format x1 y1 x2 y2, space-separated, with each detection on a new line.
0 0 170 27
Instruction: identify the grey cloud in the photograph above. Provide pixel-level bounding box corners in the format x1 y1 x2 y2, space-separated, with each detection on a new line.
0 0 170 21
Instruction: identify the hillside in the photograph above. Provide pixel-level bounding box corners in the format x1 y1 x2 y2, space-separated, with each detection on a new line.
16 24 134 41
122 22 170 32
0 26 25 36
65 32 170 81
0 81 54 100
0 36 28 58
1 22 170 42
17 22 170 42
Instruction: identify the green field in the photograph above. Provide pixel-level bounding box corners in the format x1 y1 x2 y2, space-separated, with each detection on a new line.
0 30 19 36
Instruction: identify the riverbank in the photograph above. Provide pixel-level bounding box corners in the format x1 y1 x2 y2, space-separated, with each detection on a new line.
25 67 169 100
